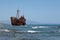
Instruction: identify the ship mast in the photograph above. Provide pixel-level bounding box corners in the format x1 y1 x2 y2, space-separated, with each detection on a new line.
16 9 19 19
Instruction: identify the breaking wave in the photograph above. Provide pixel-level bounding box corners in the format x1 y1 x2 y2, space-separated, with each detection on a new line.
27 30 40 33
32 26 48 29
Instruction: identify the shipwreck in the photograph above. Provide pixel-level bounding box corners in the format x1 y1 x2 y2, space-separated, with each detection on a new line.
10 9 26 25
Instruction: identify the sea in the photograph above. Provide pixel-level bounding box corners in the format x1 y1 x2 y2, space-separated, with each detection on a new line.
0 24 60 40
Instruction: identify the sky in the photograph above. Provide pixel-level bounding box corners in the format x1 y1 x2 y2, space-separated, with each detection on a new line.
0 0 60 24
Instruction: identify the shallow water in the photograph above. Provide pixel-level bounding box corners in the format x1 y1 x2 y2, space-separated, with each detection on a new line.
0 24 60 40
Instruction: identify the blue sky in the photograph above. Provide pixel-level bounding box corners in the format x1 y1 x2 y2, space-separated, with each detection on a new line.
0 0 60 24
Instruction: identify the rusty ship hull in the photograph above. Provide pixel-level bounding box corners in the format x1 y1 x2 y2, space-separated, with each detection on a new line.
10 17 26 25
10 9 26 26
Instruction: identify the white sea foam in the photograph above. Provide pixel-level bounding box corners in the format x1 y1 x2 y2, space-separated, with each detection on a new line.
32 26 48 29
32 26 38 29
39 26 48 28
27 30 38 33
27 30 42 33
0 29 16 32
0 29 10 32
